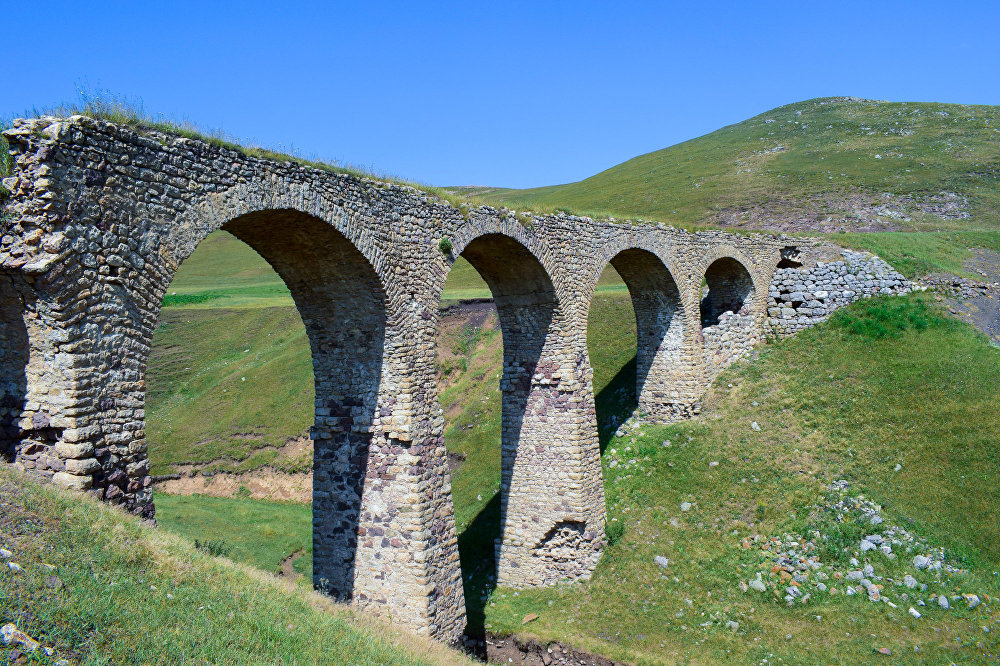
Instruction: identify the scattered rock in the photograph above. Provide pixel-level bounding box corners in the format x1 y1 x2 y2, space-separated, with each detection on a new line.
654 556 670 569
909 607 922 619
0 624 40 653
680 502 692 512
521 613 538 625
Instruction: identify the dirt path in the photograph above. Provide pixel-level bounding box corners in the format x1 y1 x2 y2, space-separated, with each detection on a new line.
278 549 305 581
156 469 313 502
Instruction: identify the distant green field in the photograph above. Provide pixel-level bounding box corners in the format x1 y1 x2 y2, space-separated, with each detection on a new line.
156 493 313 578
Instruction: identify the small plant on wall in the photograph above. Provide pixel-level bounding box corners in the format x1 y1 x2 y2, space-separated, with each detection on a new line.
438 237 453 255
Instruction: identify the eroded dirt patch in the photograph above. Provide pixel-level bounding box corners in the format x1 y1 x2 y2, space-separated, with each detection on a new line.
923 248 1000 344
157 469 313 502
713 190 969 233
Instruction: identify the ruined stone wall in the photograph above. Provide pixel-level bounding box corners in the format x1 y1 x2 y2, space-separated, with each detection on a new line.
766 250 911 337
1 114 856 640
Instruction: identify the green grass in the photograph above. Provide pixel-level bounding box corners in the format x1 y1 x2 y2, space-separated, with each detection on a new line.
154 493 313 578
0 470 471 665
148 293 1000 662
834 230 1000 277
479 293 1000 662
147 306 313 475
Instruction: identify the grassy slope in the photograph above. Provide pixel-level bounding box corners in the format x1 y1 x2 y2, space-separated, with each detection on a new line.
476 97 1000 229
483 294 1000 663
0 470 471 665
147 306 313 475
151 292 1000 662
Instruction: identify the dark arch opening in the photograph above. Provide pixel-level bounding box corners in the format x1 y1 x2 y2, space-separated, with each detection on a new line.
700 257 754 328
438 234 556 637
145 210 386 603
0 272 29 464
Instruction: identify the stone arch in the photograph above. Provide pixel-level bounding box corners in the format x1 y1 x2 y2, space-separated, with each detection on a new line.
701 257 755 327
592 248 687 422
696 247 763 368
439 221 604 588
137 186 393 602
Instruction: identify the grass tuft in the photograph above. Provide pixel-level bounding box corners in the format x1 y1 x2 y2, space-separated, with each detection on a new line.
830 295 948 339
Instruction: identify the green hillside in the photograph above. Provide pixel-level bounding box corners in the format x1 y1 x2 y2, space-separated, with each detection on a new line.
0 469 472 665
467 97 1000 235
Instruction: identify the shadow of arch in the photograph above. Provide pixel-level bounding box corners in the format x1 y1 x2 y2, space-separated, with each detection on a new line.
148 208 387 603
442 232 556 635
700 257 755 327
0 272 29 463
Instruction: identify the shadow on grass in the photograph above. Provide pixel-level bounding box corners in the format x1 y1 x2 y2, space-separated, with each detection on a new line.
458 355 637 637
458 492 500 638
595 356 637 454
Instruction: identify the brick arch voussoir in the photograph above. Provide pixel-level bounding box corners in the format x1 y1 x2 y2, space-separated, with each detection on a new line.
163 178 392 296
444 217 563 304
589 234 686 304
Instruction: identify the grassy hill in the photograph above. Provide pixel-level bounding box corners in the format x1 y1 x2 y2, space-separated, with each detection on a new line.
458 97 1000 278
466 97 1000 233
0 469 471 665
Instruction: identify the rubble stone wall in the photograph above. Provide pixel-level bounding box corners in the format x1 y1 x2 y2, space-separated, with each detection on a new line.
0 115 907 641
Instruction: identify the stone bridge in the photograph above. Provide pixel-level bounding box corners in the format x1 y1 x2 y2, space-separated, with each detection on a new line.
0 116 838 641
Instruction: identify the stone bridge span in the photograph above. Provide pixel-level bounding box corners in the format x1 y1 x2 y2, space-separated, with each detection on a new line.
0 116 819 640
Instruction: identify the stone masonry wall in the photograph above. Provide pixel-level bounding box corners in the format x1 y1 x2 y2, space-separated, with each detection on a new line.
0 115 910 641
766 250 911 337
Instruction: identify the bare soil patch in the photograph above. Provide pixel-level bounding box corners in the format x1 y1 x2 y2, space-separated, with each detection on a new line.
713 190 969 233
157 469 313 502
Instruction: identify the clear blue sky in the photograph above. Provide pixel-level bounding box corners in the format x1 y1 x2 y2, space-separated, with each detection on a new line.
6 1 999 188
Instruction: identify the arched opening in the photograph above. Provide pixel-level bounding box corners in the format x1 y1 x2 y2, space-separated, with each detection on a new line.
700 257 754 327
700 257 757 367
0 272 29 464
587 263 636 446
588 249 686 438
436 234 556 635
145 210 385 603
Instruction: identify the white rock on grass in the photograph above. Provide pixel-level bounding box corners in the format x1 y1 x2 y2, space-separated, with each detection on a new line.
909 607 922 619
749 578 767 593
937 595 950 610
0 548 12 559
1 623 40 652
680 502 692 512
654 556 670 569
